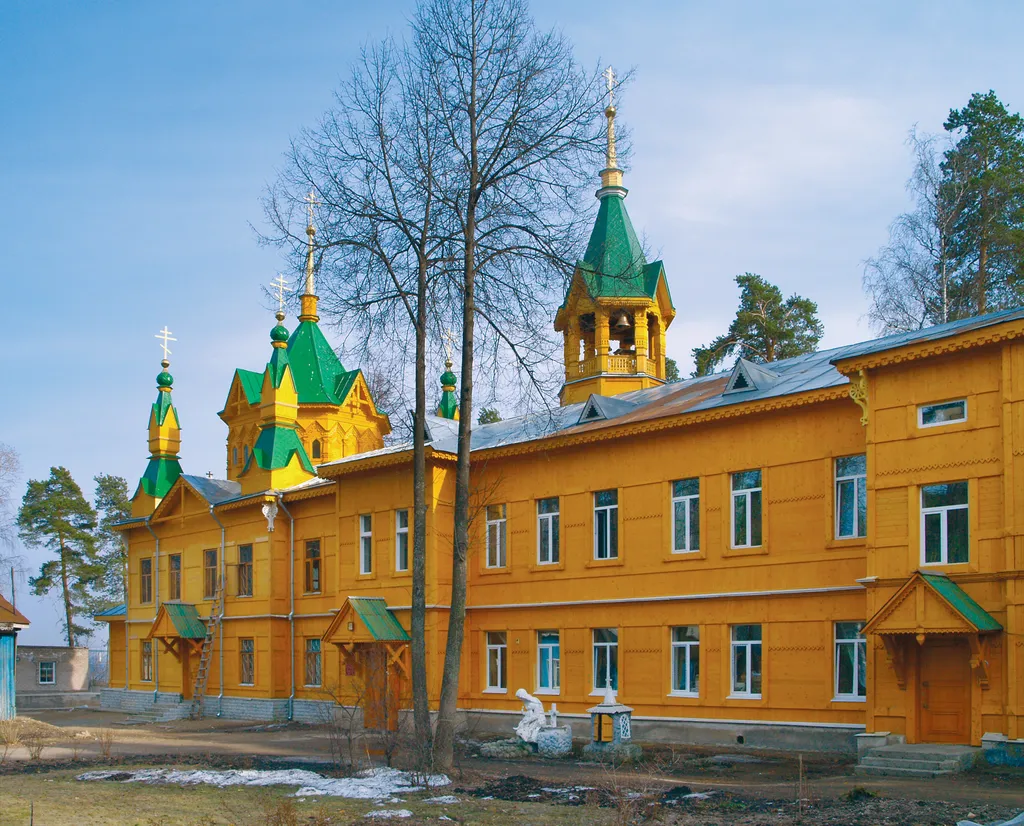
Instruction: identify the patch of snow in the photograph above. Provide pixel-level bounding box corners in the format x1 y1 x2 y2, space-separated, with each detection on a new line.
425 795 460 804
683 792 712 800
364 811 413 820
77 767 449 800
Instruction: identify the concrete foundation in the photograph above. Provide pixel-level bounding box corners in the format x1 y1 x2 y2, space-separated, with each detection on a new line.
16 691 99 710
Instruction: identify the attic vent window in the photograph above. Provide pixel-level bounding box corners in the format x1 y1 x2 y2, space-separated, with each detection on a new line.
585 406 603 419
732 373 749 390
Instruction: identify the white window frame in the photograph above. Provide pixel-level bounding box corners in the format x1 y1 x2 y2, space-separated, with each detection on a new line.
731 470 762 549
670 626 699 696
593 490 619 560
485 631 507 692
359 514 373 574
536 631 560 694
395 509 410 572
486 504 507 568
592 628 618 693
834 622 866 702
918 398 967 429
835 455 867 540
671 478 700 553
920 482 969 565
537 498 560 565
730 625 762 699
38 661 56 685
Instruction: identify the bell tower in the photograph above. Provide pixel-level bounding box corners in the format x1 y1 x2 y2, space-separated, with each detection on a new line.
554 68 675 406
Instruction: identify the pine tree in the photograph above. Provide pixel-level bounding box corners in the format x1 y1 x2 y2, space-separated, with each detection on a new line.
92 474 131 608
18 467 102 646
942 91 1024 315
692 274 823 377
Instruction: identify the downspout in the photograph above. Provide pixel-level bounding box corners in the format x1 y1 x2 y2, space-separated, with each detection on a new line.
144 518 160 702
208 505 226 716
120 534 130 695
276 495 296 721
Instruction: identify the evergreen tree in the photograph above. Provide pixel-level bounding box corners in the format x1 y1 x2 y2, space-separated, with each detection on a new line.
665 357 680 383
92 474 131 608
942 91 1024 315
477 407 502 424
17 467 102 646
692 273 823 377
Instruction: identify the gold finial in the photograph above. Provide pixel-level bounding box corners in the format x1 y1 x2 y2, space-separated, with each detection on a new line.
155 326 176 362
598 66 624 196
299 189 320 322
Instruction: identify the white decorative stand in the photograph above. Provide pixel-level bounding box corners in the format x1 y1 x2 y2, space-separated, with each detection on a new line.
582 687 642 762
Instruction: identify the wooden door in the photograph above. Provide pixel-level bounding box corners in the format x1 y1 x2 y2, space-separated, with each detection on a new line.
919 638 970 744
361 646 398 731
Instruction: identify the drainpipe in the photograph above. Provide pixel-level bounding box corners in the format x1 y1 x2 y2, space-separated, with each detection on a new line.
208 506 226 716
276 495 296 721
120 534 130 696
144 518 160 703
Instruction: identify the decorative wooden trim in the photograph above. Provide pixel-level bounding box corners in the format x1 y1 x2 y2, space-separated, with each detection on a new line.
875 456 999 477
848 369 868 426
833 320 1024 372
881 635 907 689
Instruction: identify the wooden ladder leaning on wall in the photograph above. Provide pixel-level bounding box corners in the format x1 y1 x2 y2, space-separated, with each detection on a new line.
189 577 224 720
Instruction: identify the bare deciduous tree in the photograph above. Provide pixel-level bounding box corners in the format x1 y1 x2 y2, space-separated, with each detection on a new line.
865 130 971 333
0 443 21 566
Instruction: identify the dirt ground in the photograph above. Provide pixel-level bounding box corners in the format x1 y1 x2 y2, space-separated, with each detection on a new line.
1 708 1021 826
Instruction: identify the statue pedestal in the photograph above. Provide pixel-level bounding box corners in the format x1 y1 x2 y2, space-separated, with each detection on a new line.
536 725 573 758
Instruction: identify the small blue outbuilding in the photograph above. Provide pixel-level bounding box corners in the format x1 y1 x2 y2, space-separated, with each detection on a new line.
0 593 30 720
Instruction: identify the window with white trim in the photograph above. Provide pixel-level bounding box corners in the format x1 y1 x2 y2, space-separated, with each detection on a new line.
731 471 762 548
537 498 560 564
921 482 968 564
835 455 867 539
395 509 410 572
594 490 618 559
671 478 700 552
670 626 699 695
486 631 506 690
918 399 966 428
537 631 560 692
730 624 762 697
834 622 866 701
486 504 507 568
38 661 55 685
359 514 373 574
593 628 618 691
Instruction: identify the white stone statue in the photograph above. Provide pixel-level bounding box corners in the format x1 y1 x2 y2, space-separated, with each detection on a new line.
514 688 546 743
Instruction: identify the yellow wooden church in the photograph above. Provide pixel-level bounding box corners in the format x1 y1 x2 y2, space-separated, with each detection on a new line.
99 104 1023 755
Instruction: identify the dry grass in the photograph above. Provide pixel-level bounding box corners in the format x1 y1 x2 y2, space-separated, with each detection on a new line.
0 768 611 826
97 728 117 758
0 717 72 763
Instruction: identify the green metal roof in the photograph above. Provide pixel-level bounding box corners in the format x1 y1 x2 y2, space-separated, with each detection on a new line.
349 597 410 641
247 424 315 473
267 346 290 390
136 456 183 500
95 603 126 618
152 389 177 427
237 369 264 405
920 572 1002 632
163 602 208 639
287 320 348 404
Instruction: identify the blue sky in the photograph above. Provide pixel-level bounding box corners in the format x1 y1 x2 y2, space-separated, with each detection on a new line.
3 1 1023 643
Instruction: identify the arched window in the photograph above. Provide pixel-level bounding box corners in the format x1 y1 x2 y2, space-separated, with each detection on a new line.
311 439 322 460
243 445 250 464
232 447 239 466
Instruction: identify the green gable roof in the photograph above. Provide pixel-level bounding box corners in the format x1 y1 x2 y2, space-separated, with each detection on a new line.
920 572 1002 632
163 602 208 639
152 389 177 427
246 424 315 474
287 320 347 404
349 596 410 641
237 369 264 405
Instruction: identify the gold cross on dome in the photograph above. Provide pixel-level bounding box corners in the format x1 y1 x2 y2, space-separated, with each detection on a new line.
603 66 615 106
304 189 318 225
155 326 176 361
271 274 292 313
442 328 456 364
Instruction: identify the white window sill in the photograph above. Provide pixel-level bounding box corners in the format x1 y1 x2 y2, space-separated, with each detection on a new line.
728 693 762 700
536 560 559 566
667 691 698 698
589 689 618 696
671 549 700 555
482 687 507 694
533 688 560 696
832 695 866 703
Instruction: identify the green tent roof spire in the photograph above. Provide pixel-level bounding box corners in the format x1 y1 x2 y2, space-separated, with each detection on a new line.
437 359 459 419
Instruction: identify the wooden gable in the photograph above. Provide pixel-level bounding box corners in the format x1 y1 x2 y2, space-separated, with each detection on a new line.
864 573 999 638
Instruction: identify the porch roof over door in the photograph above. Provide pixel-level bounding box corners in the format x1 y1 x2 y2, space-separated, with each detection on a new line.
322 597 410 645
863 571 1002 637
145 602 208 640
